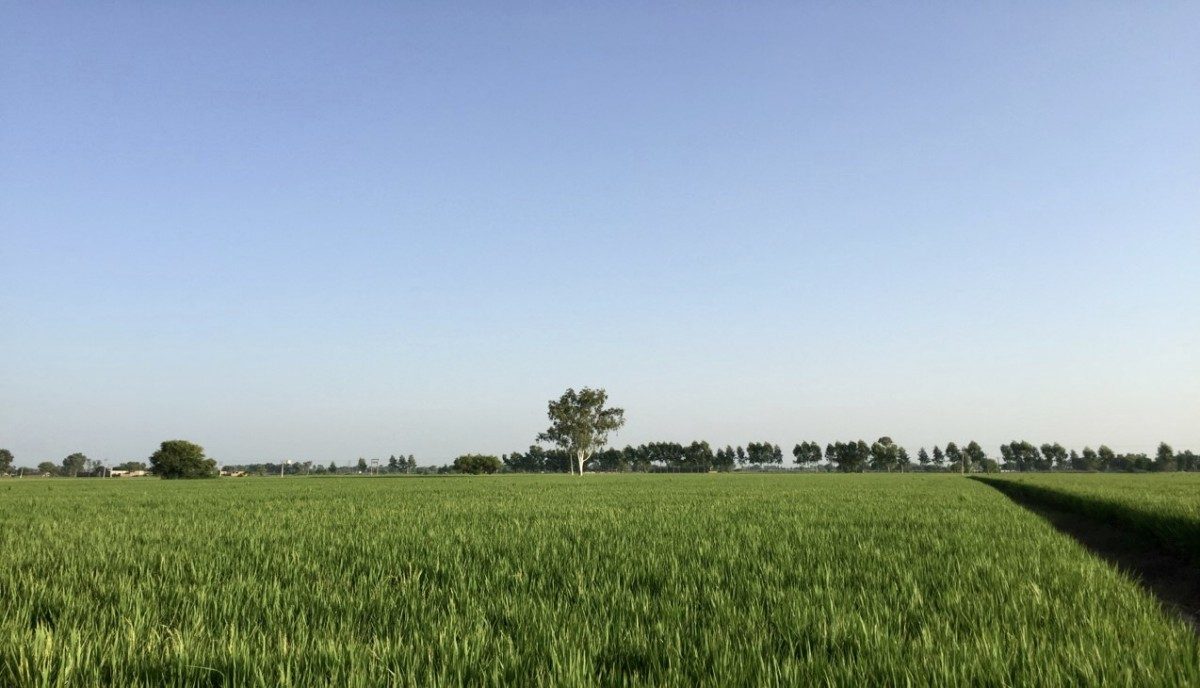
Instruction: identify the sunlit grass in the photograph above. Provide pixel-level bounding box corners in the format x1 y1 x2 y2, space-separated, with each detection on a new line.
1 474 1196 686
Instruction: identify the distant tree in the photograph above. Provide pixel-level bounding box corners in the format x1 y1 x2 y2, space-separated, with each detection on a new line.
944 442 962 473
735 445 747 466
148 440 217 479
870 437 901 472
1068 449 1080 470
855 440 872 471
452 454 501 474
792 442 822 468
1040 443 1068 471
1079 447 1099 471
683 441 714 471
38 461 59 476
0 448 12 474
744 442 772 467
61 452 88 477
897 447 911 471
538 387 626 476
1097 445 1116 471
917 447 930 467
356 457 368 473
114 461 147 472
963 441 987 474
327 461 337 473
1002 441 1041 471
406 455 417 473
828 440 871 472
772 444 783 465
932 445 945 468
713 445 736 472
1176 450 1197 472
1155 442 1176 472
387 455 399 472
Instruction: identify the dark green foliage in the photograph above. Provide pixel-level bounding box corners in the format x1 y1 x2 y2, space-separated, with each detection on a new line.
148 440 217 479
1039 443 1068 470
538 387 626 475
792 442 822 467
1000 441 1041 472
61 452 88 477
825 441 871 472
452 454 501 474
1156 443 1176 472
963 442 987 473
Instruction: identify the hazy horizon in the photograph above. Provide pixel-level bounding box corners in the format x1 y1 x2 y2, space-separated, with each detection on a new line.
3 3 1197 465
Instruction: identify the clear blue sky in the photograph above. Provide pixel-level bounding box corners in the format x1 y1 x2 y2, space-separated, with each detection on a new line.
2 3 1197 466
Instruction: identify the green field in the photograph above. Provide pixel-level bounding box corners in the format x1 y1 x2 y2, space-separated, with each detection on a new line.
1 474 1197 686
977 473 1200 560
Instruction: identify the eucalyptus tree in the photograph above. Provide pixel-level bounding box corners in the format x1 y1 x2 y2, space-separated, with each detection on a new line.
944 442 963 473
870 437 901 472
61 452 88 477
792 442 822 468
1039 443 1068 470
1097 445 1116 470
1155 443 1176 472
963 441 987 473
932 445 945 468
1080 447 1099 471
917 447 930 467
538 387 626 476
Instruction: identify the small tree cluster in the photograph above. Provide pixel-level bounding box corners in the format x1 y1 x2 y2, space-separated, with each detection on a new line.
452 454 501 474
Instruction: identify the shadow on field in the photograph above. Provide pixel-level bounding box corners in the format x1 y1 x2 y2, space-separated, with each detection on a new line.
971 478 1200 634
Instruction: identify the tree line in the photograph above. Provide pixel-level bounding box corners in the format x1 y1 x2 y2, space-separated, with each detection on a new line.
499 439 1197 474
1 437 1195 479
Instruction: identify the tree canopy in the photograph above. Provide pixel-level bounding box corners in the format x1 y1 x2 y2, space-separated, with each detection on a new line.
149 440 217 479
537 387 625 475
452 454 502 474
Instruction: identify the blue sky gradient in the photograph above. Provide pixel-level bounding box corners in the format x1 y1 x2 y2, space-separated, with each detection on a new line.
2 3 1197 465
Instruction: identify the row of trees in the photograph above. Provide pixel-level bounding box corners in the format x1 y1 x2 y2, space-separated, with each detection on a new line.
0 450 149 477
500 439 1197 474
503 441 783 473
0 445 428 478
0 442 217 479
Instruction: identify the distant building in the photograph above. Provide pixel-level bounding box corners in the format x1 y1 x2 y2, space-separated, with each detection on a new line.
109 470 148 478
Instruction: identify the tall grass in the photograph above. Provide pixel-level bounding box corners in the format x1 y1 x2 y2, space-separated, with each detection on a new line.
976 473 1200 560
0 474 1196 686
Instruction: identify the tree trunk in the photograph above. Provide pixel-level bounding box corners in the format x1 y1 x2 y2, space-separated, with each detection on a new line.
576 451 586 476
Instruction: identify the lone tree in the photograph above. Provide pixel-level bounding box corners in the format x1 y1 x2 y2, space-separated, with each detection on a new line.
538 387 625 476
0 448 13 474
149 440 217 479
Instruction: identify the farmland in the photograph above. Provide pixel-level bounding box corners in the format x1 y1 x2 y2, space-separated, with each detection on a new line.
977 473 1200 560
1 475 1197 686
